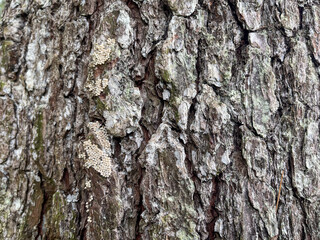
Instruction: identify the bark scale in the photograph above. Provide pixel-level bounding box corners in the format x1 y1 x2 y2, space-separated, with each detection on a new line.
0 0 319 239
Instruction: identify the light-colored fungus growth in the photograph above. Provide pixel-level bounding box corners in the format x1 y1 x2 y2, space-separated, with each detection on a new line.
86 38 115 96
85 179 92 189
92 38 116 66
81 122 112 177
87 121 110 149
86 77 109 96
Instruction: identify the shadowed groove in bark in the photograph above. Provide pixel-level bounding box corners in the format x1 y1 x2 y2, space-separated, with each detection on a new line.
35 172 45 239
288 149 310 238
207 175 220 240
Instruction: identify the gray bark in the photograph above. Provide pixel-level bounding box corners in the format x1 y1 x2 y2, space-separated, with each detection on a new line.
0 0 319 239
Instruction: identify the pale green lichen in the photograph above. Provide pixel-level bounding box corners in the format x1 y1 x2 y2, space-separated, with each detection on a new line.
33 111 48 176
1 40 13 70
161 69 171 83
0 0 5 17
94 97 110 112
48 192 66 237
35 112 44 156
0 81 4 92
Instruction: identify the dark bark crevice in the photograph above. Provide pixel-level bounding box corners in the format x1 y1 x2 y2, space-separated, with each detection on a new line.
288 148 311 238
134 165 145 240
35 172 45 239
207 175 221 240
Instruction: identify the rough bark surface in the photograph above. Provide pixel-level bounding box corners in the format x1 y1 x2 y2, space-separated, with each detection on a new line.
0 0 320 239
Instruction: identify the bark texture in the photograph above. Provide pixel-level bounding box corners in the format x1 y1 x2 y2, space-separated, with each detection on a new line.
0 0 320 239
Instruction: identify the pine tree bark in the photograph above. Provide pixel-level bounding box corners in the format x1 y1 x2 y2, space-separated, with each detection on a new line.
0 0 319 239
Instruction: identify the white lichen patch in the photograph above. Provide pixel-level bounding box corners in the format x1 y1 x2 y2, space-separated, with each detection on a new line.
86 76 108 96
91 38 116 66
81 122 112 177
85 179 92 189
85 194 94 216
85 38 116 96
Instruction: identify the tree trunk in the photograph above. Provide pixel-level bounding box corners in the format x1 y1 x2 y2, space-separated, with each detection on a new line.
0 0 319 239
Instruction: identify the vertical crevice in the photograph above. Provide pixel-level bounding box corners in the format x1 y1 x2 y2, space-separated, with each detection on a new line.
161 1 173 42
35 172 45 239
207 175 221 240
298 6 303 30
288 149 311 238
134 164 145 240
